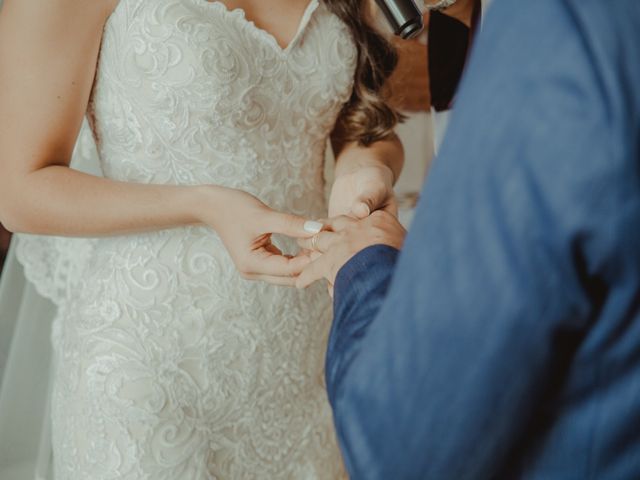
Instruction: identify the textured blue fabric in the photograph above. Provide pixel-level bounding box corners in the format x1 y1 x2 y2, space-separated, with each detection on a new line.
327 1 640 479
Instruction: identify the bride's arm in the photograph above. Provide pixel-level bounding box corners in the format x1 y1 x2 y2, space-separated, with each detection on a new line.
332 135 404 186
0 0 316 283
327 1 405 219
0 0 202 236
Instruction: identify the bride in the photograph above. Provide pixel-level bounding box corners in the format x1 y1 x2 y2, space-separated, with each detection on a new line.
0 0 403 478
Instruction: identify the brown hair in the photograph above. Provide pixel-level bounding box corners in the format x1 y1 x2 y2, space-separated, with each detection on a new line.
323 0 403 147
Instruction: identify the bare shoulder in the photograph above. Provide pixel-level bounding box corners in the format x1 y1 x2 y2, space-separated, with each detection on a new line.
0 0 123 176
0 0 120 27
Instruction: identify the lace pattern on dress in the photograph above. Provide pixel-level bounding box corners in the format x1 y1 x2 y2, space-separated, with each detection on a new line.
18 1 358 478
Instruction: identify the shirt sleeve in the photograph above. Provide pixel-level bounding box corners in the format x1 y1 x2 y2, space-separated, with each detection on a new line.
327 244 400 402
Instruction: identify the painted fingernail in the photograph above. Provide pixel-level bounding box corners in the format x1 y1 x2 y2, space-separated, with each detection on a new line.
304 220 323 234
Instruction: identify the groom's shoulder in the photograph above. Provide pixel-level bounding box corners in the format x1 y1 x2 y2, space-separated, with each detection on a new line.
476 0 640 106
563 0 640 95
487 0 640 70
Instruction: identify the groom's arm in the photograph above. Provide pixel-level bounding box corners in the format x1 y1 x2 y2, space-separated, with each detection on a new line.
326 244 400 394
326 1 632 478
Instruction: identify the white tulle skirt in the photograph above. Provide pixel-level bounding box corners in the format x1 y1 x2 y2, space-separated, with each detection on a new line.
0 121 104 480
0 245 56 480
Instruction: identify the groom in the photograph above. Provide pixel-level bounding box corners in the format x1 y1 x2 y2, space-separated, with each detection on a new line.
299 0 640 478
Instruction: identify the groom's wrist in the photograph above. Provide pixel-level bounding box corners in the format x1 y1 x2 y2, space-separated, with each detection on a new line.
335 244 401 300
328 244 401 389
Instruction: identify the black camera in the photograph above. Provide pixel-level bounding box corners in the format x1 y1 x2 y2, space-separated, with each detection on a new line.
375 0 424 39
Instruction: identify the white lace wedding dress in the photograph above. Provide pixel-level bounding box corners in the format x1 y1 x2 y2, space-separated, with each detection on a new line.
12 0 357 478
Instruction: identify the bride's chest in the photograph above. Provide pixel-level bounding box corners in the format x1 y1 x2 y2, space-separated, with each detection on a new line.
94 0 357 113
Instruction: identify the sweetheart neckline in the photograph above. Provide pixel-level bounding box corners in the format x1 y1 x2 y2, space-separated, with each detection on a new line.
197 0 320 54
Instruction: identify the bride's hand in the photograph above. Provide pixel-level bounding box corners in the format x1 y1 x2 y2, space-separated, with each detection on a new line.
329 163 398 219
199 186 322 286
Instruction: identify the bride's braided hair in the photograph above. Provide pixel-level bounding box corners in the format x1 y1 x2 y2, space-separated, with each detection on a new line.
323 0 403 146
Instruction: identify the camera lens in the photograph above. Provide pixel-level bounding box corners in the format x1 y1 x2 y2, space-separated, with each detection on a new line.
375 0 425 39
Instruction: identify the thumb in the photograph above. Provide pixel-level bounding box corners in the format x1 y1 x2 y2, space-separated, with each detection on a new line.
351 186 385 218
351 201 371 219
268 212 324 239
352 178 392 218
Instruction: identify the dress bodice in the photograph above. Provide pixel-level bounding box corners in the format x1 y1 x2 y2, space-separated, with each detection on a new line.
91 0 357 213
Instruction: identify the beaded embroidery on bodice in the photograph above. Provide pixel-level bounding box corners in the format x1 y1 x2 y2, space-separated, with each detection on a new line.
15 1 357 478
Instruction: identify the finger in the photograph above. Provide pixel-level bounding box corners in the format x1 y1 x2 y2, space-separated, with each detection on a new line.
298 248 322 261
264 243 284 256
352 182 391 218
249 249 311 277
296 255 332 289
267 212 324 239
244 274 298 287
297 231 339 253
323 215 357 232
384 197 399 217
351 201 371 219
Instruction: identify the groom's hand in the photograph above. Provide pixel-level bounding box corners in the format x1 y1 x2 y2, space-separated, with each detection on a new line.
296 211 406 292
